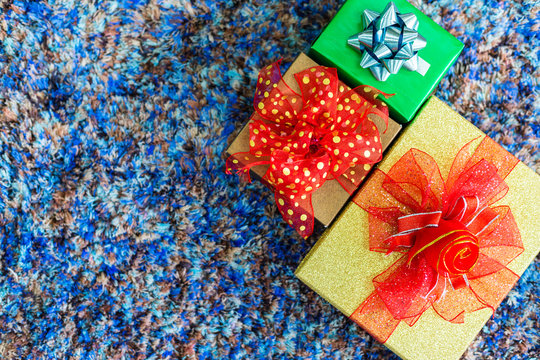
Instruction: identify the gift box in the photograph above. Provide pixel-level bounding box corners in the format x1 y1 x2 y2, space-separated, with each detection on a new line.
295 96 540 360
309 0 464 123
226 53 401 237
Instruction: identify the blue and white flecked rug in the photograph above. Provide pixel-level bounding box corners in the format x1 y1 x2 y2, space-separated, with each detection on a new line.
0 0 538 359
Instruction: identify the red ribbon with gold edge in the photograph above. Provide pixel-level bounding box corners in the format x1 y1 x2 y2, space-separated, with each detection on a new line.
350 136 523 342
226 60 391 238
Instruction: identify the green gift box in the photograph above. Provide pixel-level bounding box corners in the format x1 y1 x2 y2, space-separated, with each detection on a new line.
309 0 464 123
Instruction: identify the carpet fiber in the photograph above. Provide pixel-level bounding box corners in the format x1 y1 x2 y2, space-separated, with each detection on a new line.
0 0 538 359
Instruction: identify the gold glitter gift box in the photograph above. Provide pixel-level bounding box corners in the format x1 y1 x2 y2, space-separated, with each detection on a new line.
295 96 540 360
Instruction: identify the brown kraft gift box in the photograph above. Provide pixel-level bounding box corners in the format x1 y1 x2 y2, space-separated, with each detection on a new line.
226 53 402 227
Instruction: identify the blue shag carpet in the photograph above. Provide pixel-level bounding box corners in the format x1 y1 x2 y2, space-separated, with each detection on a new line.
0 0 538 359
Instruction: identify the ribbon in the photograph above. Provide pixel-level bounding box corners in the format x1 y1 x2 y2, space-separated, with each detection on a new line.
348 2 430 81
351 136 523 342
226 60 391 238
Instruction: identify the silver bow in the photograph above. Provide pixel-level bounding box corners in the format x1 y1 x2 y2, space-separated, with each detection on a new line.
347 2 430 81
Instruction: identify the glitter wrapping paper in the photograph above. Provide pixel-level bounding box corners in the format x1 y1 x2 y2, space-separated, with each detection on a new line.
309 0 463 123
295 96 540 360
226 53 402 228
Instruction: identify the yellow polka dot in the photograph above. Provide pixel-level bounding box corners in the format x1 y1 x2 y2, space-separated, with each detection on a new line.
305 186 313 191
328 92 334 98
295 178 300 183
278 198 285 206
337 104 344 111
300 214 307 221
364 87 371 92
265 80 271 85
277 178 284 184
304 169 311 177
344 152 349 157
323 78 330 85
261 109 267 115
317 162 324 170
301 195 307 199
348 142 354 148
312 107 319 113
334 149 339 155
258 102 264 109
339 86 345 93
283 168 290 175
333 164 339 172
294 202 299 207
300 226 306 231
272 109 278 115
232 159 239 164
285 111 291 117
350 170 356 175
303 76 310 84
381 102 387 107
374 137 379 143
364 164 371 171
249 140 255 147
333 136 341 143
288 209 294 215
366 141 370 146
322 172 327 178
323 112 330 118
356 135 362 140
320 100 325 105
291 98 297 103
364 150 371 158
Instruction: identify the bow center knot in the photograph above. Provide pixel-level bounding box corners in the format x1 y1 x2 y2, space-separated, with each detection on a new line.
408 219 479 279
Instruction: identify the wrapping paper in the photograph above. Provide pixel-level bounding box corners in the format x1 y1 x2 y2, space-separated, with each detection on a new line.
295 97 540 360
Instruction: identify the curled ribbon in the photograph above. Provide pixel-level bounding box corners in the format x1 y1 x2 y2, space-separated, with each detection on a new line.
226 60 391 238
351 136 523 342
348 2 430 81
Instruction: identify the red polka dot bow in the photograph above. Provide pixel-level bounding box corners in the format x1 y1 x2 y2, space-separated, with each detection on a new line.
226 60 391 238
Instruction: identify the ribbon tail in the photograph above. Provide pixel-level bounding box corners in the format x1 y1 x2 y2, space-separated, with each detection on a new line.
226 152 270 182
350 292 400 343
274 191 314 238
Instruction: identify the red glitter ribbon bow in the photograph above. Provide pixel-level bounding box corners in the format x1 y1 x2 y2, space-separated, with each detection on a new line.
350 137 523 342
226 60 391 238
